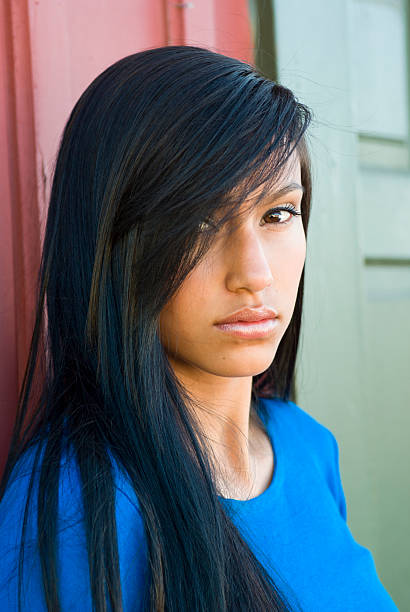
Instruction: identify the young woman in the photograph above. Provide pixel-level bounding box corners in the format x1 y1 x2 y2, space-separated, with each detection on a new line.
0 46 399 612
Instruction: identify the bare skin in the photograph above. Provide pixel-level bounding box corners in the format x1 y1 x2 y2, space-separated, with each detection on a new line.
159 151 306 500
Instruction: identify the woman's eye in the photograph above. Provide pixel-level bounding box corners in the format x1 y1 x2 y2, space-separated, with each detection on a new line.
261 204 301 227
198 204 302 232
198 220 210 231
198 216 216 232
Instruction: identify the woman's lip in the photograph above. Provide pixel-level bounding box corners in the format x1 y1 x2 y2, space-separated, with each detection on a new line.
214 318 279 338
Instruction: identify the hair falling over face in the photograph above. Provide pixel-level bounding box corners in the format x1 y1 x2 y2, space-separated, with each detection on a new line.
0 45 312 612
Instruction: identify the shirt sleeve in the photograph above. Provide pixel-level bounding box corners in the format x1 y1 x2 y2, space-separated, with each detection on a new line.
285 399 348 523
326 430 348 522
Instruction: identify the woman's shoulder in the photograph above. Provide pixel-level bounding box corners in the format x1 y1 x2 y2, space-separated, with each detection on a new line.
0 440 147 610
260 396 337 439
259 396 340 468
260 396 346 515
0 440 144 521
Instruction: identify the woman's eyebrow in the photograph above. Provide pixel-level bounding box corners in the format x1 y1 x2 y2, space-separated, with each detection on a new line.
265 182 305 202
245 182 304 209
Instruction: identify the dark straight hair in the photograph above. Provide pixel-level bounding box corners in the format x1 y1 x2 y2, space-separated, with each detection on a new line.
1 45 312 611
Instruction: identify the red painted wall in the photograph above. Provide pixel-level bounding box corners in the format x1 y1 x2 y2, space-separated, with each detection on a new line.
0 0 252 474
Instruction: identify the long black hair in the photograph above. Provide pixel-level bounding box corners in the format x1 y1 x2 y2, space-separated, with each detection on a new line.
0 45 312 611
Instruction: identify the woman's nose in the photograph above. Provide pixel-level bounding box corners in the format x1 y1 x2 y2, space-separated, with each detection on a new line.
224 225 274 294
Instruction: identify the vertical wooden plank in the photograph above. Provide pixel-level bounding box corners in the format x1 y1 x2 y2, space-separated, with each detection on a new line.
347 2 410 606
213 0 253 63
0 0 41 474
0 0 19 475
164 0 252 62
27 0 168 235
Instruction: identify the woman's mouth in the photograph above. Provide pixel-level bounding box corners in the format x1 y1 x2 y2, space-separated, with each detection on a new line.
214 318 279 338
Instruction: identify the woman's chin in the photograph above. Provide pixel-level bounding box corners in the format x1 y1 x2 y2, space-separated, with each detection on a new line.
206 354 277 379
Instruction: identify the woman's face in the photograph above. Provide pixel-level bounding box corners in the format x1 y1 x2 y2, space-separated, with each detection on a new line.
159 152 306 380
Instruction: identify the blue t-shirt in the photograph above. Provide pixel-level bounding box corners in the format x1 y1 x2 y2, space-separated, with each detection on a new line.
0 398 399 611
